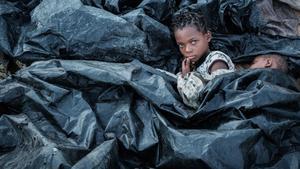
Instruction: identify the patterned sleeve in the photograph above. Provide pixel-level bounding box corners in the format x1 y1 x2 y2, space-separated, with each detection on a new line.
197 51 235 81
177 71 206 109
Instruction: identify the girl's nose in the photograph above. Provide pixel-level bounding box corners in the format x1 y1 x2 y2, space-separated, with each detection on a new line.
185 45 192 53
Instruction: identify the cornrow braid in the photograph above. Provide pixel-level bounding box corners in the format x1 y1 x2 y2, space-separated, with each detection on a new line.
171 10 208 33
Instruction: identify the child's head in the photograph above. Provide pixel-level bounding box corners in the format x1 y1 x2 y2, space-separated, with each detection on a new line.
171 10 211 64
250 54 288 73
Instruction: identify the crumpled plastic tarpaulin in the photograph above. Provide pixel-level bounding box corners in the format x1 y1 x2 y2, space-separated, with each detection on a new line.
1 0 300 168
1 0 300 72
1 0 179 72
1 59 300 169
178 0 300 72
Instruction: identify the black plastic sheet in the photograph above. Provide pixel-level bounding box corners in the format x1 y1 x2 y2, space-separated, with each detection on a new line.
1 0 300 168
81 0 104 9
1 60 300 168
210 33 300 76
11 0 179 72
252 0 300 37
1 0 300 73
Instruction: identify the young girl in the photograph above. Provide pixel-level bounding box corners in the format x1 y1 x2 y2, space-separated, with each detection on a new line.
172 10 235 109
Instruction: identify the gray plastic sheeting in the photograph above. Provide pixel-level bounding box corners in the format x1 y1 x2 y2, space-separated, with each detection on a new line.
1 59 300 168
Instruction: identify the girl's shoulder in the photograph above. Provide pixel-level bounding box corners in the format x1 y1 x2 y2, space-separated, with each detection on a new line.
206 51 231 61
204 50 233 65
196 50 235 80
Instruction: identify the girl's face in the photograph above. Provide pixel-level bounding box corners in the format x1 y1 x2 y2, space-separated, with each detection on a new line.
174 26 211 63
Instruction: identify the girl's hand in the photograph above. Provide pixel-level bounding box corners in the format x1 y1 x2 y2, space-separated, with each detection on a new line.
181 58 191 77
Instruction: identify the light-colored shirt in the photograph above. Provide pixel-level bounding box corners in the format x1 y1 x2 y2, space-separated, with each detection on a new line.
177 51 235 109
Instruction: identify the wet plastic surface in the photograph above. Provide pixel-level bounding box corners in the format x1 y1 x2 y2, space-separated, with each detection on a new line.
1 60 300 168
1 0 300 168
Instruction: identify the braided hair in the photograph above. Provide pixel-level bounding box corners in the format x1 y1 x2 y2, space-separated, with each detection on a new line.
171 10 208 33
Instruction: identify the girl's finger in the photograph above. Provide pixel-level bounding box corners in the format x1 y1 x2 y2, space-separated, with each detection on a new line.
183 58 187 66
186 58 190 64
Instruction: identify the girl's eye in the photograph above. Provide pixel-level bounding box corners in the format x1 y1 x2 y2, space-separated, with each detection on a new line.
178 44 184 48
191 41 197 45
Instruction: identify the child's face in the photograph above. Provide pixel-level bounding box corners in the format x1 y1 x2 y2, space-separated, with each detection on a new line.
174 26 211 63
250 55 283 70
249 56 269 69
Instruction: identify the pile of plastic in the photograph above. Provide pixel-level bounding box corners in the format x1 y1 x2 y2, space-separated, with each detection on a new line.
1 0 300 168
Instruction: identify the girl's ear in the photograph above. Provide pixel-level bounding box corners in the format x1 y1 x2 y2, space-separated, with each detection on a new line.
265 58 272 67
206 31 212 42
